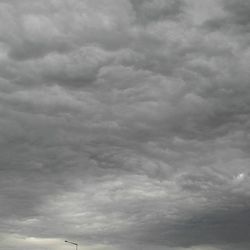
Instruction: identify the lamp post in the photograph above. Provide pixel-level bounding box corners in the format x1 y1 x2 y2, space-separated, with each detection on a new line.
65 240 78 250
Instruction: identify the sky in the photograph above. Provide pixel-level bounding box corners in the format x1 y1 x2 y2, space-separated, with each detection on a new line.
0 0 250 250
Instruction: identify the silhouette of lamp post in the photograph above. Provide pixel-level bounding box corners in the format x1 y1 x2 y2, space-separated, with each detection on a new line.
65 240 78 250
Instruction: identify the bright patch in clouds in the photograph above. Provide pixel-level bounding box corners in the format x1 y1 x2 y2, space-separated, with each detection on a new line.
235 173 246 182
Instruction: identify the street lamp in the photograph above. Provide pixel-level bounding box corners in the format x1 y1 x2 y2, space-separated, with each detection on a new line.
65 240 78 250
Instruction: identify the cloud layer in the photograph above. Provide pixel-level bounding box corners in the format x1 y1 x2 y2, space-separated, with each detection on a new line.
0 0 250 250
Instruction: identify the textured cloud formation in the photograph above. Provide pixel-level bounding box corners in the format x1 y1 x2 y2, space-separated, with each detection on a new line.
0 0 250 250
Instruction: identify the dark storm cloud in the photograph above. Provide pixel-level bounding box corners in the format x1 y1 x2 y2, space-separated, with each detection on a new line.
137 207 250 247
223 0 250 27
130 0 185 24
133 171 250 247
204 0 250 32
0 1 250 250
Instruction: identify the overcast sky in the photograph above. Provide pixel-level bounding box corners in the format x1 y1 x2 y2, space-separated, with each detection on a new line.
0 0 250 250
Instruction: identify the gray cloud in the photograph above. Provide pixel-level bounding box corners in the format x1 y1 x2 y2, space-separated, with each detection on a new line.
203 0 250 32
0 0 250 250
130 0 185 24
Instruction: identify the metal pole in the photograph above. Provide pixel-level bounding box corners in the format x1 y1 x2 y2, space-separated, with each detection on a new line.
65 240 78 250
